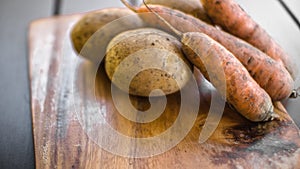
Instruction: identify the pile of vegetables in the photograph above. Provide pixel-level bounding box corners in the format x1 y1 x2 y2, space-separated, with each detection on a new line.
71 0 299 122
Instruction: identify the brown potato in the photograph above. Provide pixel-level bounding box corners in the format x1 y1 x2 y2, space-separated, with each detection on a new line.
71 8 145 62
105 28 192 97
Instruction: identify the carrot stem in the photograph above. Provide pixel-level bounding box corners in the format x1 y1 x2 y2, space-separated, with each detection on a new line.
121 0 139 12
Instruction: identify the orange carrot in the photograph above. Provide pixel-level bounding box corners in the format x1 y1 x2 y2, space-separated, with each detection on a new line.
121 1 294 101
201 0 297 79
144 0 212 23
182 32 275 121
138 1 277 121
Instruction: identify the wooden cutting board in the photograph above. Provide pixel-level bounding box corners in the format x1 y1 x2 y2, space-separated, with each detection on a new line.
29 14 300 169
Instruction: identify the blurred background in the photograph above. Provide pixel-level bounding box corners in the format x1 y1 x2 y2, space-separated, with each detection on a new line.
0 0 299 168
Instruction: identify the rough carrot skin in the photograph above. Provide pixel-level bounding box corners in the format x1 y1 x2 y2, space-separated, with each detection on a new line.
144 0 212 23
201 0 297 80
134 5 294 101
182 32 274 122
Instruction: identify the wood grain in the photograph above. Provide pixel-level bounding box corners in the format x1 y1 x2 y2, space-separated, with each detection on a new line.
29 14 300 169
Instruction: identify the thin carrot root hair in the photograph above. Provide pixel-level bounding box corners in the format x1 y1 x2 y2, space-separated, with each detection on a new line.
142 0 183 37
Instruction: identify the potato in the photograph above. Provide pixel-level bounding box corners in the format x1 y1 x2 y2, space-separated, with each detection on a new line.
71 8 144 62
105 28 192 97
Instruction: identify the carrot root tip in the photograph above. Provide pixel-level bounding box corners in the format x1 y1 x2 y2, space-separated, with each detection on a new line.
263 111 280 121
290 87 300 98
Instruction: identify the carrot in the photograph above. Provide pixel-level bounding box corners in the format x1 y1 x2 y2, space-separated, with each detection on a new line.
121 1 294 101
140 1 276 121
144 0 212 23
183 32 276 121
200 0 297 80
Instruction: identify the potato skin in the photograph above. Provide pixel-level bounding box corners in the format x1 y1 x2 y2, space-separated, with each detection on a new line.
71 8 144 61
105 28 192 96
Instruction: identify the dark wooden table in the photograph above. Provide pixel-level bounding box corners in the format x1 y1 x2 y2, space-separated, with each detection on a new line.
0 0 299 168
